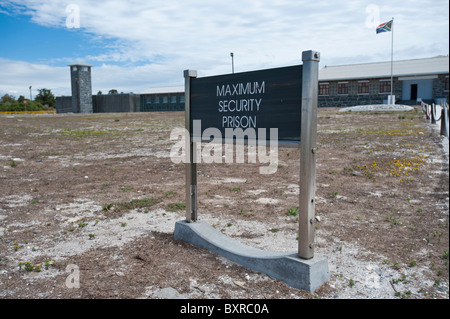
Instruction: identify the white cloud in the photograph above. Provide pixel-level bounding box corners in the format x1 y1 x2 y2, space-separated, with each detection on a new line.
1 0 448 97
0 58 67 98
0 58 185 97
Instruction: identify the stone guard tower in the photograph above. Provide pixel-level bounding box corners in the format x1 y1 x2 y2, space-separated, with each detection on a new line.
69 63 93 113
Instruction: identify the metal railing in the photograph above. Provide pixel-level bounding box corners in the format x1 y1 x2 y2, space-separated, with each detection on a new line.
421 101 449 139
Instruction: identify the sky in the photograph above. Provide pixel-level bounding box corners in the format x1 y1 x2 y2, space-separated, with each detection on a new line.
0 0 448 98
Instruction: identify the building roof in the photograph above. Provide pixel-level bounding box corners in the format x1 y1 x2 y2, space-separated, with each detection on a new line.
141 56 449 92
319 55 449 81
68 63 93 67
142 86 184 94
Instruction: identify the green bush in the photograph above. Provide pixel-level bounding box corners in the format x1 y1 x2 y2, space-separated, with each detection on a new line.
0 91 55 112
0 100 50 112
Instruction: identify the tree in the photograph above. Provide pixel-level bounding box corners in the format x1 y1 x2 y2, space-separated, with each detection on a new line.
1 94 16 104
108 89 118 95
35 88 56 108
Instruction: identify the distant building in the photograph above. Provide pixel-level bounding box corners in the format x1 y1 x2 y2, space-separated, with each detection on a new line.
139 86 185 112
137 56 448 109
56 86 185 114
318 55 449 107
56 56 449 113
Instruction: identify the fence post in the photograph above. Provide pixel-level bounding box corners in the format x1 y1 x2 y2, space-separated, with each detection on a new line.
440 108 446 137
441 106 449 139
184 69 198 222
431 104 436 124
448 107 450 138
424 103 430 120
298 50 320 260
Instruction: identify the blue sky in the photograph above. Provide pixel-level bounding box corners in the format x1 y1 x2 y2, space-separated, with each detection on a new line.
0 0 448 98
0 13 105 63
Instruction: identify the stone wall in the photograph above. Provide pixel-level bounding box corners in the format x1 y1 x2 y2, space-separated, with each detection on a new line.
70 66 93 113
432 74 449 103
318 78 401 107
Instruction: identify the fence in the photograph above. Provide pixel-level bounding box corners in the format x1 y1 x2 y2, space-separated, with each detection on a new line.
421 101 449 139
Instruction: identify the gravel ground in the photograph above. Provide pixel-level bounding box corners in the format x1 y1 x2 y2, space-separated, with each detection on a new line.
0 105 448 303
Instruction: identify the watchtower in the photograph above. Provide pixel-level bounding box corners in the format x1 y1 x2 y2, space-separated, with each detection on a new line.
69 63 93 113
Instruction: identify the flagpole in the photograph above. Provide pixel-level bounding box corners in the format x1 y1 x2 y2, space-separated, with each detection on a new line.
390 17 394 101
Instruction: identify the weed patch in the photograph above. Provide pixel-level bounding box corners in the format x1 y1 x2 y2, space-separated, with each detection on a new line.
167 202 186 211
114 198 158 212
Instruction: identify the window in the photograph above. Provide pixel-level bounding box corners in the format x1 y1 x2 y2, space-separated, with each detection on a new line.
72 66 78 71
179 95 185 103
338 82 348 95
170 96 177 103
379 80 391 93
358 81 369 95
445 76 449 91
81 66 89 72
154 96 160 104
162 96 168 103
319 83 329 96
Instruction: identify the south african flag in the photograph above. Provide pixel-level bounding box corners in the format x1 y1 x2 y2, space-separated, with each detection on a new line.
376 20 393 34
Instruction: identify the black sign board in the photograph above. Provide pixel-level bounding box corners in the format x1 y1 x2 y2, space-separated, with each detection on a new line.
189 64 302 143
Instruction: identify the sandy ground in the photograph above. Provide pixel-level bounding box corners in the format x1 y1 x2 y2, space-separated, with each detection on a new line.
0 105 448 301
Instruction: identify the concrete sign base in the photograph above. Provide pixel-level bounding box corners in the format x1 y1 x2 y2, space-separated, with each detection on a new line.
174 220 329 293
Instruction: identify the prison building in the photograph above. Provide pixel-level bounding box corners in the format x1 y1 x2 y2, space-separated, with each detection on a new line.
139 86 185 112
92 93 140 113
56 93 140 113
318 55 449 107
57 55 448 113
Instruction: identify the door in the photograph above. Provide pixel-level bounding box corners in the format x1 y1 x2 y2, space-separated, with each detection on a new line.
410 84 418 100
